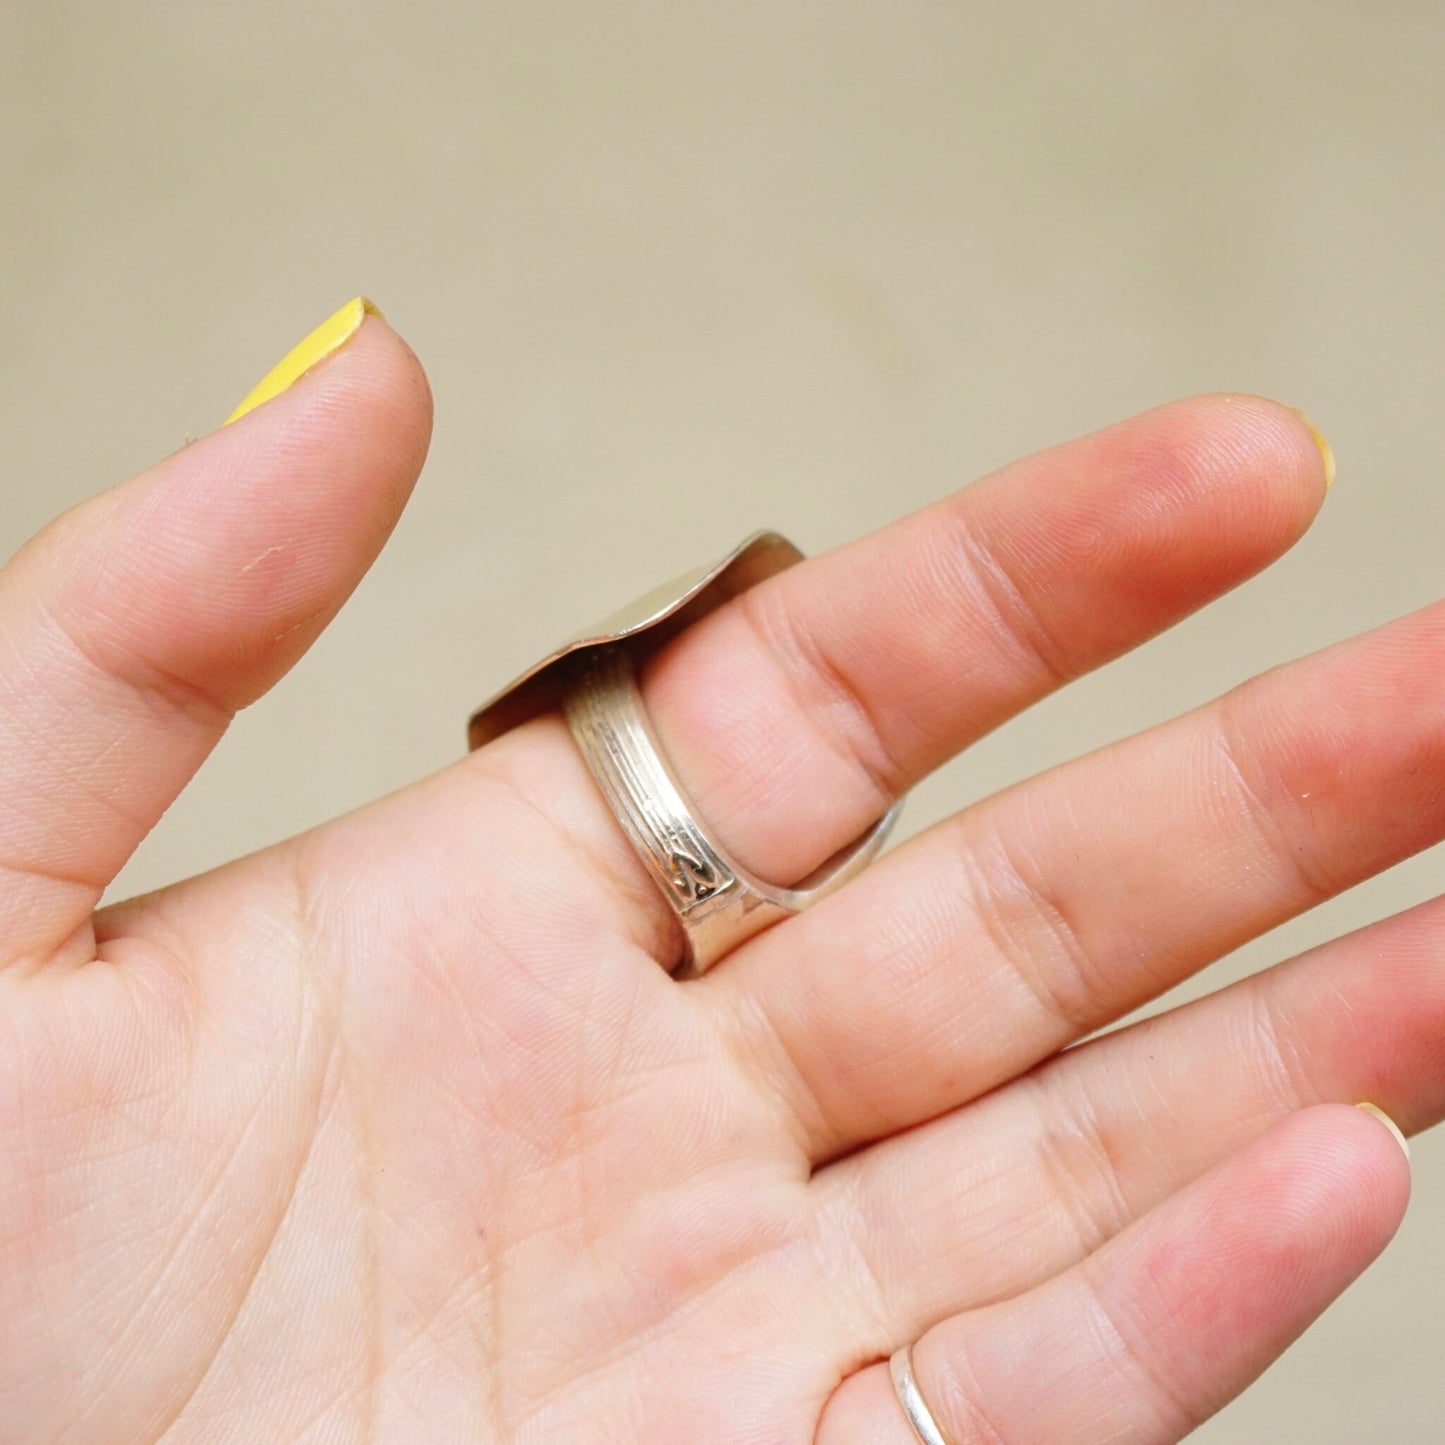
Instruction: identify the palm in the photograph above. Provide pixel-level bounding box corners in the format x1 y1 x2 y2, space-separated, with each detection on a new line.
1 314 1436 1443
4 749 843 1441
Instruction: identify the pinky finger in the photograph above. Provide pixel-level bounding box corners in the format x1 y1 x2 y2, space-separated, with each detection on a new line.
816 1104 1409 1445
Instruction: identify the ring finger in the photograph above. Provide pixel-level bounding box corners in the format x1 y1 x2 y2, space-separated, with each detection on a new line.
808 890 1443 1360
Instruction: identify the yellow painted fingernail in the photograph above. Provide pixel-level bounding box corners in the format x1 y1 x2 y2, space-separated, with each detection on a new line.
225 297 383 424
1356 1101 1410 1161
1287 406 1336 491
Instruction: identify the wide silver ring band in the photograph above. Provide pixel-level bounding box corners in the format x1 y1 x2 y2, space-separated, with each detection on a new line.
889 1344 951 1445
563 645 901 975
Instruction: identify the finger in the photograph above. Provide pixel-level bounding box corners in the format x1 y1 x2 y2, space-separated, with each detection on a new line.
716 594 1445 1159
811 891 1442 1351
460 394 1326 972
641 394 1329 892
816 1105 1408 1445
0 300 431 968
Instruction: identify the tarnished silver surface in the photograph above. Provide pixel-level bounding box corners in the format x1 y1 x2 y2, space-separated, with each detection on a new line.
564 646 901 975
469 531 902 974
890 1345 952 1445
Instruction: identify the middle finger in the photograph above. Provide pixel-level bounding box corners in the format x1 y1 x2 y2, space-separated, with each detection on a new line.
708 596 1445 1160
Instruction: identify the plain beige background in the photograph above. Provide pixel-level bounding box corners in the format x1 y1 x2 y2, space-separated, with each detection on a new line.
2 3 1442 1439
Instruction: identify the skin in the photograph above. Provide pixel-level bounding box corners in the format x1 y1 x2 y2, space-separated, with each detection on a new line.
0 312 1435 1443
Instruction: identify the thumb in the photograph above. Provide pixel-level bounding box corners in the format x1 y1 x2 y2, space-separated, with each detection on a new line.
0 297 432 968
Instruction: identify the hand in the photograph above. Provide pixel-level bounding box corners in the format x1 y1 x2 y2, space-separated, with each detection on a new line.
1 305 1433 1443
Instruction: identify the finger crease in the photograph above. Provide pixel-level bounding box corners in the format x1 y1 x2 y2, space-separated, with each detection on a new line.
1245 979 1317 1119
958 826 1104 1038
36 594 234 726
738 584 903 809
1028 1071 1134 1258
811 1172 899 1352
945 514 1074 691
1080 1258 1200 1438
931 1337 1010 1445
1212 705 1335 907
717 987 832 1163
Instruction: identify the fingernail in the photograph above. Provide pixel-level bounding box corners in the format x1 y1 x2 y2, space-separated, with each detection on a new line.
1356 1101 1410 1161
225 297 383 425
1286 406 1336 491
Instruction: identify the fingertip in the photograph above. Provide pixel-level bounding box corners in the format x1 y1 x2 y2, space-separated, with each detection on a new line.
1355 1101 1410 1162
12 305 437 717
997 393 1333 656
262 302 434 483
1284 405 1337 491
203 302 433 546
225 296 385 425
219 298 433 478
1259 1103 1411 1257
1152 392 1332 524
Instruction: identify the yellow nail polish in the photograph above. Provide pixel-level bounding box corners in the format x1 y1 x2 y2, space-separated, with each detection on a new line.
1356 1101 1410 1160
1287 406 1336 491
225 297 383 424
